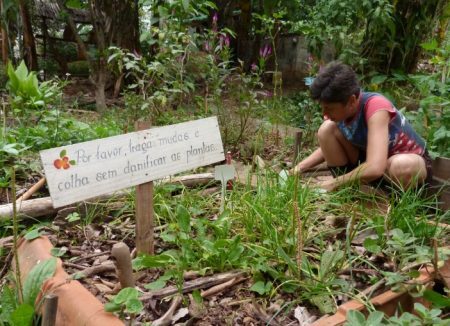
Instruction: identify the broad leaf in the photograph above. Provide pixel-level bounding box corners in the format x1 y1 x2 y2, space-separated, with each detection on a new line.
11 304 34 326
423 290 450 309
23 257 57 306
125 298 143 314
114 287 139 304
319 250 344 280
144 278 166 290
310 294 335 314
345 310 366 326
366 311 384 325
24 228 42 240
176 205 191 233
0 286 17 323
15 61 29 82
182 0 190 11
249 281 271 295
104 301 121 313
132 253 175 270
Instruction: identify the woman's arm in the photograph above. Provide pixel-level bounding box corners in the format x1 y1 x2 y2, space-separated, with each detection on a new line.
292 147 325 174
318 110 390 190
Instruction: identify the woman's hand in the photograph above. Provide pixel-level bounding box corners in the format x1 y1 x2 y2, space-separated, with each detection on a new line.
316 178 337 192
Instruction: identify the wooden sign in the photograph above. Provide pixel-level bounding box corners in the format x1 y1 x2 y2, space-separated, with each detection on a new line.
40 117 224 208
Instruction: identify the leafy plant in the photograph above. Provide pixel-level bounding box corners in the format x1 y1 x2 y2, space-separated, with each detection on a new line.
6 61 63 122
105 287 143 321
0 257 57 326
345 303 449 325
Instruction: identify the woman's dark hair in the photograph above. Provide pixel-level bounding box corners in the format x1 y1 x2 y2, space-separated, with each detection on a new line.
310 61 360 104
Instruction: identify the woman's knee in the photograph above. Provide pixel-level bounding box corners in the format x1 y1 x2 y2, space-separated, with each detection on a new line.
318 120 339 142
387 154 427 187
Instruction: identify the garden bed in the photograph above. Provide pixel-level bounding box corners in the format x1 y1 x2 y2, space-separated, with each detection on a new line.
3 164 449 325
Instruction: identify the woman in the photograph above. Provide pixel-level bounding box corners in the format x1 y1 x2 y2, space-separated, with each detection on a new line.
292 61 432 191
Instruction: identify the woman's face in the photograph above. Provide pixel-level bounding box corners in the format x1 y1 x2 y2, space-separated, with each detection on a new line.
320 95 358 122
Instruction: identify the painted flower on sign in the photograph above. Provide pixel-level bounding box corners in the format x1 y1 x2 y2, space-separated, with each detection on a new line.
53 150 76 170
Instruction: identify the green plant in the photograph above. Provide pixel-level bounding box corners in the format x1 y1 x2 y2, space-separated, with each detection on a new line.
0 257 57 326
104 287 143 322
6 61 63 122
345 302 449 325
345 310 384 326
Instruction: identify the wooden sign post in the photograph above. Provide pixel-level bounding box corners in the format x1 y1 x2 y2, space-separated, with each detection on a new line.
135 121 154 254
40 117 225 254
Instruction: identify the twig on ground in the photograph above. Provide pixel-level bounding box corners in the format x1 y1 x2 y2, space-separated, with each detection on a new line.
247 301 281 326
141 271 246 300
69 262 116 279
70 250 111 263
0 236 13 248
200 276 247 298
0 249 13 279
151 295 182 326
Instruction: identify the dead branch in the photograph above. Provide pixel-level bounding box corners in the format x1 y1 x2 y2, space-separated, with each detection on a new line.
151 295 182 326
69 262 115 279
141 271 246 301
17 177 46 202
70 251 111 263
200 276 246 298
247 301 282 326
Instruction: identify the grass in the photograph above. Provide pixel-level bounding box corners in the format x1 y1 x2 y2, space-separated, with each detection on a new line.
130 167 450 316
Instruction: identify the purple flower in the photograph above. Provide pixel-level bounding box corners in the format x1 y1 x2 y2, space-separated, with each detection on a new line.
251 63 257 71
204 42 211 52
259 44 272 59
219 34 231 48
212 12 218 31
263 90 273 97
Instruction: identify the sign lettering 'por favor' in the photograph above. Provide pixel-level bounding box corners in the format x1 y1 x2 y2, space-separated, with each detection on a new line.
40 117 224 207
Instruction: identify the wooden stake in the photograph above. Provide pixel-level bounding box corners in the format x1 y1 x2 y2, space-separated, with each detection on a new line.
42 294 58 326
111 242 135 289
17 177 46 202
135 121 154 255
293 131 303 164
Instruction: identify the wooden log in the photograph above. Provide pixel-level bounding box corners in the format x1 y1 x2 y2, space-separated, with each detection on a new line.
0 173 217 221
140 270 246 300
163 173 216 187
0 191 128 221
0 197 57 221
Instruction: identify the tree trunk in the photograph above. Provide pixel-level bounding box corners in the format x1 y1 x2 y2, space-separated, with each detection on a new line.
18 0 38 71
236 0 252 68
112 0 140 52
0 0 9 64
94 67 107 113
57 0 141 112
